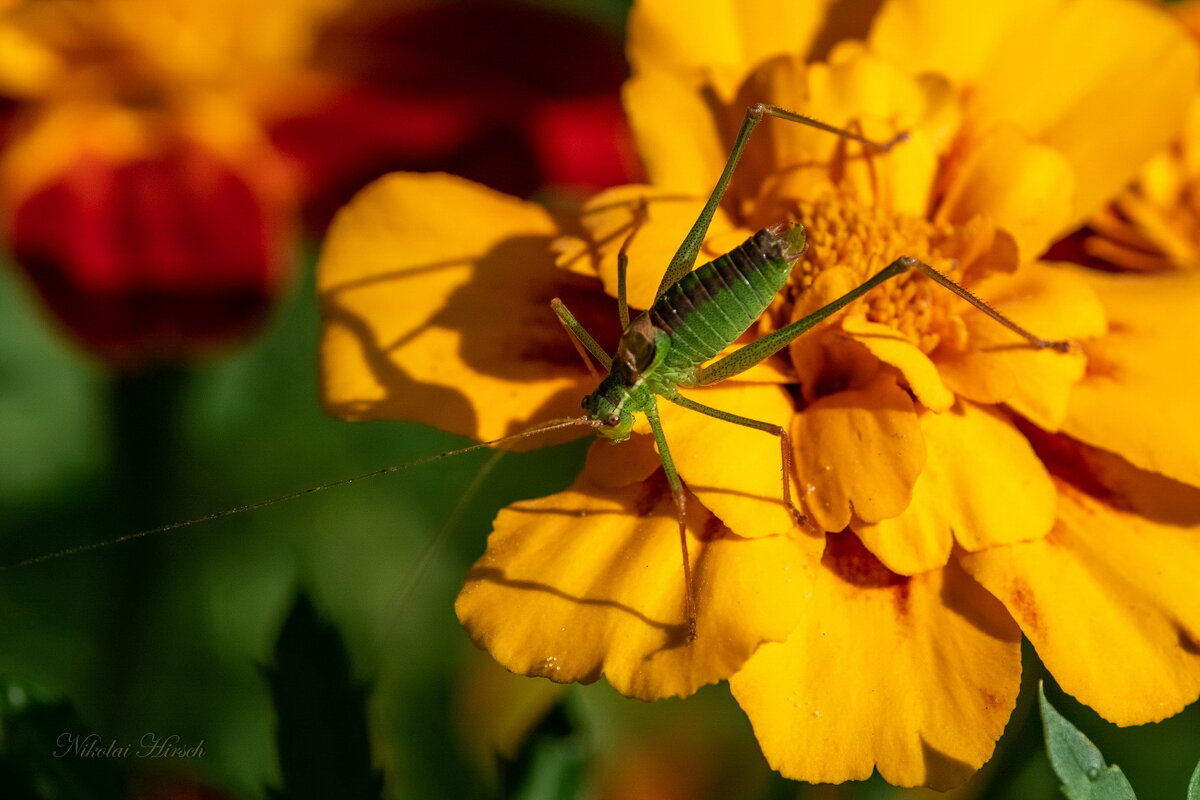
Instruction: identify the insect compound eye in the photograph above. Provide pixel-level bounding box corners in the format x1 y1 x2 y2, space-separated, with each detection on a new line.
606 413 620 427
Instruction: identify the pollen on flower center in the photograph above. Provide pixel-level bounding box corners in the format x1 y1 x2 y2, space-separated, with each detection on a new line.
780 190 971 354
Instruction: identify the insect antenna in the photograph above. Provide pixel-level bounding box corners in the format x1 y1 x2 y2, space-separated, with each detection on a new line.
0 416 601 571
371 447 505 661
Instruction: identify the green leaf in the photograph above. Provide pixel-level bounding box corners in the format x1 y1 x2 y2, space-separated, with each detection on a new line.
1188 757 1200 800
1039 683 1136 800
499 702 588 800
264 593 384 800
0 679 126 800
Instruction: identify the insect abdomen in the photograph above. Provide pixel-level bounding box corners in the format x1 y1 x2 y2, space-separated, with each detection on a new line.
650 227 803 371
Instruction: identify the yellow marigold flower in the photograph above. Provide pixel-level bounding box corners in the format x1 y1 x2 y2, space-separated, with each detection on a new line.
318 0 1200 788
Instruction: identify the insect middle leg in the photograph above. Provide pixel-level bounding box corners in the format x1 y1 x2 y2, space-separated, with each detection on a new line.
643 396 698 643
665 393 805 524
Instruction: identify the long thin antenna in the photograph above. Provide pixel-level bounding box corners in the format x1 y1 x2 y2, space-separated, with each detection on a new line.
1 416 599 571
373 447 506 661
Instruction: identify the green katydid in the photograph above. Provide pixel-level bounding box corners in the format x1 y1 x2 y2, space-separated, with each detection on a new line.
2 105 1071 645
548 104 1070 640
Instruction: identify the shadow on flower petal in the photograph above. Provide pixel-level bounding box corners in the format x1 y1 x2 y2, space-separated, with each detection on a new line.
321 230 614 442
918 736 978 791
434 236 622 376
1177 624 1200 656
322 295 479 429
465 565 686 641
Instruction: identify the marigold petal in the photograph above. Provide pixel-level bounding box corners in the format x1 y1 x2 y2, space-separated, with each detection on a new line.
854 401 1056 574
788 265 880 401
553 184 739 311
731 532 1021 789
959 479 1200 725
583 434 662 490
793 372 925 532
936 124 1075 261
936 265 1105 429
318 172 605 442
623 70 726 196
1061 268 1200 487
626 0 833 102
873 0 1199 227
455 475 815 700
842 317 954 412
869 0 1048 85
657 383 811 544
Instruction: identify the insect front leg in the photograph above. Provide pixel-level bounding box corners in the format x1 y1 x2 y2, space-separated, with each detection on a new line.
665 393 806 525
550 298 612 375
644 397 697 644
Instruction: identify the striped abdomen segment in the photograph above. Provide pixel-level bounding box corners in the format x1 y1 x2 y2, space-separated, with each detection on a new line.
650 228 800 372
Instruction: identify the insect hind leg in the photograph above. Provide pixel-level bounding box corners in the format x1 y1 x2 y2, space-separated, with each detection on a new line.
897 256 1074 353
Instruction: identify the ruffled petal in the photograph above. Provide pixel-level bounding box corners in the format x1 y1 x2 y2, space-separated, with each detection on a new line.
842 317 954 411
960 479 1200 726
854 401 1056 574
626 0 833 102
319 172 613 442
622 69 727 196
869 0 1051 86
872 0 1199 227
936 123 1076 262
793 372 925 532
936 265 1106 429
1061 268 1200 487
730 532 1021 789
658 383 814 545
456 466 815 700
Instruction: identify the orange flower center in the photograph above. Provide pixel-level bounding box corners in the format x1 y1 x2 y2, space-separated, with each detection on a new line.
779 188 975 355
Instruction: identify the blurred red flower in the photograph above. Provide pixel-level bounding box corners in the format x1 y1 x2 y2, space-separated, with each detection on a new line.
0 0 635 366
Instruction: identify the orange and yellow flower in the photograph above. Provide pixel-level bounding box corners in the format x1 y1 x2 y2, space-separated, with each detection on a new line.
318 0 1200 788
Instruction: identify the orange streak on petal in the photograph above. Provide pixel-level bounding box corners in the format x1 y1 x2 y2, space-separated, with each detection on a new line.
1062 268 1200 488
960 480 1200 726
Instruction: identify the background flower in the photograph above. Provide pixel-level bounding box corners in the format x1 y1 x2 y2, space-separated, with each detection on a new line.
0 0 635 365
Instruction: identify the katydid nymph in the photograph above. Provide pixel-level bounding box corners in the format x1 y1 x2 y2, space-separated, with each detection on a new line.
2 104 1071 646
